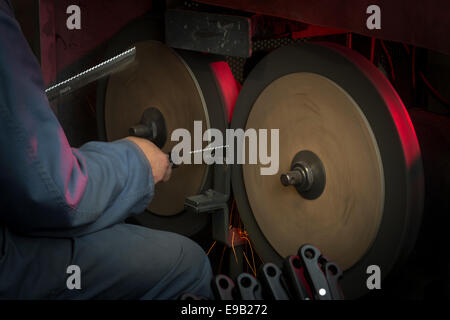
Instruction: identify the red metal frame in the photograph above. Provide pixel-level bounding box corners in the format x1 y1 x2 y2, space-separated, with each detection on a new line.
198 0 450 56
39 0 450 86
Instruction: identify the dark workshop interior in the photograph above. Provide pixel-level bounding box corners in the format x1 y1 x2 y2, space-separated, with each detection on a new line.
2 0 450 302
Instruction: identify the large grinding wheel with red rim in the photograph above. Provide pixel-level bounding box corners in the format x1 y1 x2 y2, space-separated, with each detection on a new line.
231 43 424 298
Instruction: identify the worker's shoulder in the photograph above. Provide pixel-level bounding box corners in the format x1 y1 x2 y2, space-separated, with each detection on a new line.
0 0 14 16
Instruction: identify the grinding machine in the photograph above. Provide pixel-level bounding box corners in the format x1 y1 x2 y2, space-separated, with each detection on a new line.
34 0 450 299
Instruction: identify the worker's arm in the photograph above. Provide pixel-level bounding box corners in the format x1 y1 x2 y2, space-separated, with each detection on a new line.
0 1 166 236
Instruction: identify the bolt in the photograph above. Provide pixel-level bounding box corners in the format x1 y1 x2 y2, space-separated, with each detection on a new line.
129 124 152 138
280 169 305 186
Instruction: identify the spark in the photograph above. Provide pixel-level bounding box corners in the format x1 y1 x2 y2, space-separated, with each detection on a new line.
189 145 230 155
218 245 227 274
231 230 239 264
243 251 256 276
206 241 217 256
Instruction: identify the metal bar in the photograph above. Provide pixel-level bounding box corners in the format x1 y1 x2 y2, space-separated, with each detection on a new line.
45 47 136 102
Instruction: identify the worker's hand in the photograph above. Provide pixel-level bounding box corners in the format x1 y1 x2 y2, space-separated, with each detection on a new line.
125 137 172 184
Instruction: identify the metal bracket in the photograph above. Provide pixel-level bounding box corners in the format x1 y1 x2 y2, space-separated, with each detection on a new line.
236 273 263 300
298 244 332 300
165 9 252 57
258 263 290 300
323 261 344 300
185 162 231 245
212 274 235 300
283 255 312 300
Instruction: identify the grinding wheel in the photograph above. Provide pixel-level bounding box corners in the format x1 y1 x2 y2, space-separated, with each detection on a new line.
244 72 384 271
231 43 424 298
105 41 209 216
97 17 232 236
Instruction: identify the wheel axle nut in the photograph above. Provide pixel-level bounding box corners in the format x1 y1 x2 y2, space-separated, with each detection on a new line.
280 160 316 193
281 170 304 186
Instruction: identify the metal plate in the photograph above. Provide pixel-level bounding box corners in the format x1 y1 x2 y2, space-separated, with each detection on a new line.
105 41 209 216
166 9 252 58
231 43 424 298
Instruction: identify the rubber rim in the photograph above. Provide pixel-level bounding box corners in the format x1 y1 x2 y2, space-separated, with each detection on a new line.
231 42 424 298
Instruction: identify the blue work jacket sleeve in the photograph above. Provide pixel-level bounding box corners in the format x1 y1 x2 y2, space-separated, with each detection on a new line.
0 1 155 236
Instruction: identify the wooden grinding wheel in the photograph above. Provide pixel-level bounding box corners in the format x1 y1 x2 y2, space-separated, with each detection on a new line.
244 72 385 271
231 43 424 298
97 18 231 236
